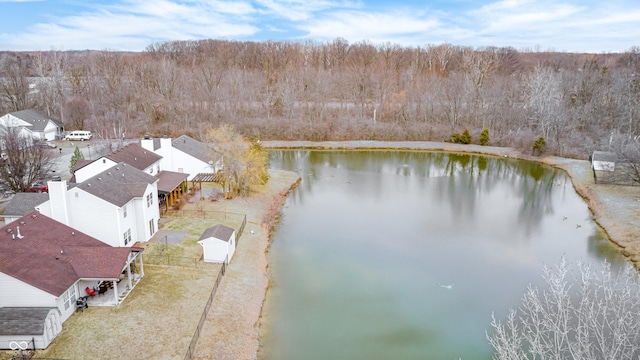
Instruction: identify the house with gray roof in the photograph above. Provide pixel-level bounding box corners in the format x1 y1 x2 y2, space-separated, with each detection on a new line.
140 135 222 181
36 163 160 247
0 211 144 349
73 143 163 183
0 109 63 141
3 193 49 225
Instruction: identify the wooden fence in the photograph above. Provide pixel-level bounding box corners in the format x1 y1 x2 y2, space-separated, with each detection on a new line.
183 255 228 360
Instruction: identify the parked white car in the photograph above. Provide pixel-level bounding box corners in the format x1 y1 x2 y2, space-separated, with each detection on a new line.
65 131 92 141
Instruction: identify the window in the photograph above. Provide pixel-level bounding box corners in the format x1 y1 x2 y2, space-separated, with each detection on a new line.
123 205 127 218
123 228 132 245
149 219 155 236
146 193 153 207
62 286 77 311
62 290 69 310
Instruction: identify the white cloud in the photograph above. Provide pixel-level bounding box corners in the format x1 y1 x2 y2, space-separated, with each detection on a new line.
1 0 261 50
300 10 441 44
0 0 638 52
254 0 355 21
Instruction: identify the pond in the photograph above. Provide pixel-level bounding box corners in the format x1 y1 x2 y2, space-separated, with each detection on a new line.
259 150 625 360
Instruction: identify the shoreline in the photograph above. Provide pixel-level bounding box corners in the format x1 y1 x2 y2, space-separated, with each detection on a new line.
204 141 639 359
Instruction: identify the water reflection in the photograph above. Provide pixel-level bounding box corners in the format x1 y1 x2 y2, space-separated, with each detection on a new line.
262 150 625 360
273 150 566 239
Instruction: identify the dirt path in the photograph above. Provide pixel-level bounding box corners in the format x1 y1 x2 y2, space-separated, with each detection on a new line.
191 169 300 360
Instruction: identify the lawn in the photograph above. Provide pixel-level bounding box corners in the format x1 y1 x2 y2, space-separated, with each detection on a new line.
34 265 219 360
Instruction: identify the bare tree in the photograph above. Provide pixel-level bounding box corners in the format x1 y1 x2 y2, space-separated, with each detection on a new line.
64 96 91 130
524 66 563 141
0 128 56 192
0 54 32 112
611 135 640 184
488 258 640 360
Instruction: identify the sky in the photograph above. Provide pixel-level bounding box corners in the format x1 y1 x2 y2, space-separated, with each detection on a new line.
0 0 638 53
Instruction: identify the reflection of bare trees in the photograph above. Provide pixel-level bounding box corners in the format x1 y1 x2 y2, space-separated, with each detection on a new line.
271 150 562 236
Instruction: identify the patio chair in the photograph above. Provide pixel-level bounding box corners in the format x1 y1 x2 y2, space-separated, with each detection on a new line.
85 286 96 296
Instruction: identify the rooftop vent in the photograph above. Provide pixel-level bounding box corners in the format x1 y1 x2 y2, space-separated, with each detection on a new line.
16 226 23 239
6 228 12 233
19 221 25 226
31 214 37 219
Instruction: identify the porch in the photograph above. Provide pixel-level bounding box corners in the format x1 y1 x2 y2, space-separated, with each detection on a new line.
156 170 189 211
78 249 145 307
83 274 142 306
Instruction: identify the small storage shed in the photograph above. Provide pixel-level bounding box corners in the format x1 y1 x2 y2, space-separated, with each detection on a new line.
591 151 618 184
198 225 236 263
0 307 62 349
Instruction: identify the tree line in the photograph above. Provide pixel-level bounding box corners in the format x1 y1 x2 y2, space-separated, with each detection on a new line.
1 40 639 158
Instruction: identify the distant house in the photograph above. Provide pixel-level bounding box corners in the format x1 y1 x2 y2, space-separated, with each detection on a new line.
36 163 160 247
0 109 63 141
73 143 163 183
3 193 49 224
198 225 236 263
140 135 222 181
0 211 144 349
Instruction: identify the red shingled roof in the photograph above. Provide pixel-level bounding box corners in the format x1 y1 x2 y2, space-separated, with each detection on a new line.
0 211 140 297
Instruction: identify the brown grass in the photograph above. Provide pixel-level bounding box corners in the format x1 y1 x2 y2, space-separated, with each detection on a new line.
0 169 300 360
34 266 219 360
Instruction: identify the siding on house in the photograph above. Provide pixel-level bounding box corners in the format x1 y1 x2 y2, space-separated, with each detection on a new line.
140 135 222 181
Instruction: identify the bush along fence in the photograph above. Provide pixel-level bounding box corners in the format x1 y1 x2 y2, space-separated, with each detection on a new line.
183 255 228 360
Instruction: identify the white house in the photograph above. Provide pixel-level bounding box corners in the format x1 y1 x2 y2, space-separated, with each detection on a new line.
73 143 163 183
36 163 160 247
140 135 222 181
0 211 144 349
0 109 63 141
197 225 236 263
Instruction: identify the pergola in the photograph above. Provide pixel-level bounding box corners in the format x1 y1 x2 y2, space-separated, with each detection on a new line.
191 172 217 192
156 170 190 210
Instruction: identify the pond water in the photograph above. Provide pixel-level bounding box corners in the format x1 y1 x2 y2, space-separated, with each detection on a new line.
259 150 625 360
